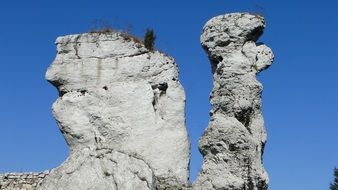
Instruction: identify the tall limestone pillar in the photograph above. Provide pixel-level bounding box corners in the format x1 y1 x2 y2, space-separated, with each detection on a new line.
194 13 274 190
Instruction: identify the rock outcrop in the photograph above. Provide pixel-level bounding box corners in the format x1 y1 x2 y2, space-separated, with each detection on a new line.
38 31 190 190
0 12 274 190
194 13 274 190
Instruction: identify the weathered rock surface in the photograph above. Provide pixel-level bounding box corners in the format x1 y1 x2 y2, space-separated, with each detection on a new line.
37 31 190 189
194 13 274 190
0 171 49 190
0 13 275 190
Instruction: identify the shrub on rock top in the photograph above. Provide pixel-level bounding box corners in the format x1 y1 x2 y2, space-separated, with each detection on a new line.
144 28 156 51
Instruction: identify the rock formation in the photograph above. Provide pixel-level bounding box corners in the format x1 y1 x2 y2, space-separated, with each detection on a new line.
38 31 190 190
193 13 274 190
0 12 274 190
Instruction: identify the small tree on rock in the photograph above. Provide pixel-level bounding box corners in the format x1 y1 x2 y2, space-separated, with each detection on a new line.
144 28 156 51
331 167 338 190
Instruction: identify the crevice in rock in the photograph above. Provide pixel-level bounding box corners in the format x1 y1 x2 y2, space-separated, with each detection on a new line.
234 107 253 134
152 92 159 113
134 171 151 189
123 50 149 58
80 89 87 95
73 35 81 59
58 49 71 54
246 26 264 42
158 82 168 92
151 82 168 116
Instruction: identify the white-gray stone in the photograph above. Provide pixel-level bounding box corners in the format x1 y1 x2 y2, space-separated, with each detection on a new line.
0 13 276 189
194 13 274 190
39 31 190 189
38 149 155 190
0 171 49 190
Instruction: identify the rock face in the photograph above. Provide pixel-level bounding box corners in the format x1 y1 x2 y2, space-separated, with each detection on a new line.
37 32 190 190
194 13 274 190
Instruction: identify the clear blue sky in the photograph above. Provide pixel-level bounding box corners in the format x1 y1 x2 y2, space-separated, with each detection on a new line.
0 0 337 189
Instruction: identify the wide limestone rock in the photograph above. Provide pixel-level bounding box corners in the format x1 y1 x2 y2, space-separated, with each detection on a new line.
193 13 274 190
38 32 190 190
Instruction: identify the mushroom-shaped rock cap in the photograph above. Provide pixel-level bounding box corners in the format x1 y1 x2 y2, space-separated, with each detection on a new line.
201 13 273 74
201 13 265 53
